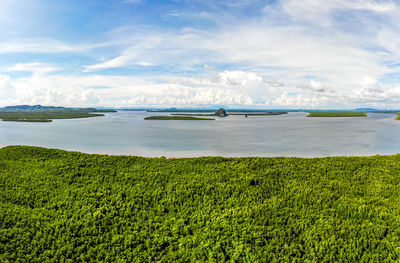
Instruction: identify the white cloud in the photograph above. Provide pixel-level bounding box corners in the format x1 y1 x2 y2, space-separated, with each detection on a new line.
2 67 400 108
5 62 62 74
278 0 397 26
270 92 328 108
84 23 389 94
0 71 258 107
77 0 400 108
0 75 11 92
0 74 16 103
347 75 400 106
0 38 106 54
1 0 400 108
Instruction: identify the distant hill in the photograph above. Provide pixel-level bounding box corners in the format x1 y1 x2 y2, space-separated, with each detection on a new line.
0 105 116 113
1 105 67 111
215 108 227 117
0 105 116 122
355 108 377 111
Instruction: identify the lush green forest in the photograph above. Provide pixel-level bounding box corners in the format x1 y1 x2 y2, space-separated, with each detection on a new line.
144 116 215 120
228 112 288 116
307 111 367 117
1 118 52 122
1 146 400 262
0 111 105 122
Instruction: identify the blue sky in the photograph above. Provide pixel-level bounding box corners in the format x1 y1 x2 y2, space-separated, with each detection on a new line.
0 0 400 108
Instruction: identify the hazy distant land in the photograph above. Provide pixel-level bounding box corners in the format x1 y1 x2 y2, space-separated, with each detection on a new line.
0 105 116 122
3 105 400 122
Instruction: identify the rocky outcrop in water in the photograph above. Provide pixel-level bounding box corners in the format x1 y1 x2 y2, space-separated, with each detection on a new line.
215 108 227 117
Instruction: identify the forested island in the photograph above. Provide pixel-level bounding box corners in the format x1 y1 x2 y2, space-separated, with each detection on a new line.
144 116 215 120
0 105 116 122
307 111 368 117
1 146 400 262
168 108 288 117
228 111 287 116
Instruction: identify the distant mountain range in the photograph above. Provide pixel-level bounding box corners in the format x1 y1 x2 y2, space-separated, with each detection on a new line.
1 105 67 111
355 108 377 111
0 105 116 113
2 105 398 113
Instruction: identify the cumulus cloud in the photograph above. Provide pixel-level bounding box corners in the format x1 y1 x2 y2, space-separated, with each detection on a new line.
297 80 327 93
1 67 396 109
346 75 400 107
0 71 258 107
270 92 329 108
83 22 389 100
1 0 400 108
0 75 11 89
0 74 16 103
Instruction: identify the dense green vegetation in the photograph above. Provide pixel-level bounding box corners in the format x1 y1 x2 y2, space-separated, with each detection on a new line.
0 111 105 122
307 111 367 117
147 109 215 113
1 146 400 262
0 105 116 122
0 105 116 113
171 109 288 117
228 111 288 116
144 116 215 120
1 118 53 122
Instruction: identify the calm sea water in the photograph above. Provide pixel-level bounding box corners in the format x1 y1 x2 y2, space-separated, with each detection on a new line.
1 111 400 157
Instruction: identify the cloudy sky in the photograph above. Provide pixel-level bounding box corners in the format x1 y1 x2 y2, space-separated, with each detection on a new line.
0 0 400 109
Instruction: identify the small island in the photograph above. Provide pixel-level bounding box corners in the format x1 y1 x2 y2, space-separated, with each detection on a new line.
1 118 53 122
144 116 215 120
307 111 367 117
228 111 288 116
0 105 116 122
169 108 288 117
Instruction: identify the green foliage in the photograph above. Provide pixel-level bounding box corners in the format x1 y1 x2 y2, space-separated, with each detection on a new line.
228 112 288 116
144 116 215 120
0 105 116 122
307 111 367 117
1 118 53 122
0 111 105 122
1 146 400 262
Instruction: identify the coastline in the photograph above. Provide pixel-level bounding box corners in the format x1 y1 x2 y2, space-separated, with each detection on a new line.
1 144 398 158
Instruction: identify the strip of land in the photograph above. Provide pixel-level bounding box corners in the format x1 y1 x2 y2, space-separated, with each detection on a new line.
144 116 215 120
172 112 288 116
1 118 53 122
228 111 288 116
307 111 367 117
0 105 116 122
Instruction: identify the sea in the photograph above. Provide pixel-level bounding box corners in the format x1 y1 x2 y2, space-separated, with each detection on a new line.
1 111 399 157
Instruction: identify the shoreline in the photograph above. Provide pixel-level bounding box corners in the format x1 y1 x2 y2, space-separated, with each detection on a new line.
0 144 398 159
